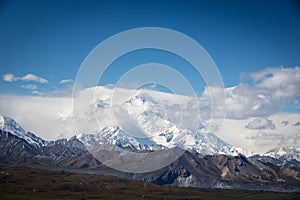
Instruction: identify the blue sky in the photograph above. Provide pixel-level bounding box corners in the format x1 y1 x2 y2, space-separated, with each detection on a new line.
0 0 300 95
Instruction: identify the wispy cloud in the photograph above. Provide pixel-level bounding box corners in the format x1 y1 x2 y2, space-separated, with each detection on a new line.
21 84 38 90
246 132 300 150
59 79 73 84
31 90 43 96
21 74 48 83
2 73 48 83
246 132 284 140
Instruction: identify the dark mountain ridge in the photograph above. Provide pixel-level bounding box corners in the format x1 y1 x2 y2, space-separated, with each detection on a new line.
0 129 299 192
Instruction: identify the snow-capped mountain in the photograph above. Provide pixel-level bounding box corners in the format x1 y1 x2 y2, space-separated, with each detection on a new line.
265 147 300 162
0 113 299 192
78 126 166 152
0 115 46 147
98 90 248 156
0 110 246 158
2 112 298 163
0 85 250 157
0 114 87 154
1 85 296 159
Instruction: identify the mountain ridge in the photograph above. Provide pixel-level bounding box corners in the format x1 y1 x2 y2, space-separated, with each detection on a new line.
0 114 299 192
0 114 298 160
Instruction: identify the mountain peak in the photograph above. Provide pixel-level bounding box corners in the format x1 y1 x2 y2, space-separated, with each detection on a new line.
124 92 157 106
265 146 300 161
0 114 45 147
0 115 27 138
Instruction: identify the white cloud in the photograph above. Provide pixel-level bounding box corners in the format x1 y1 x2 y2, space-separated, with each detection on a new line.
201 85 279 119
2 73 48 84
60 79 73 84
245 118 276 130
284 134 300 147
0 95 74 140
32 90 43 96
249 66 300 101
21 73 48 83
0 66 299 154
209 113 300 154
21 84 38 90
2 73 17 82
0 85 299 155
200 67 300 120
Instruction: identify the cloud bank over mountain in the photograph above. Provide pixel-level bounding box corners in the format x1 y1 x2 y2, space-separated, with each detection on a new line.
0 66 299 154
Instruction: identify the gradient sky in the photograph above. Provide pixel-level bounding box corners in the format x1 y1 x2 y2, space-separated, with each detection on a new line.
0 0 300 95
